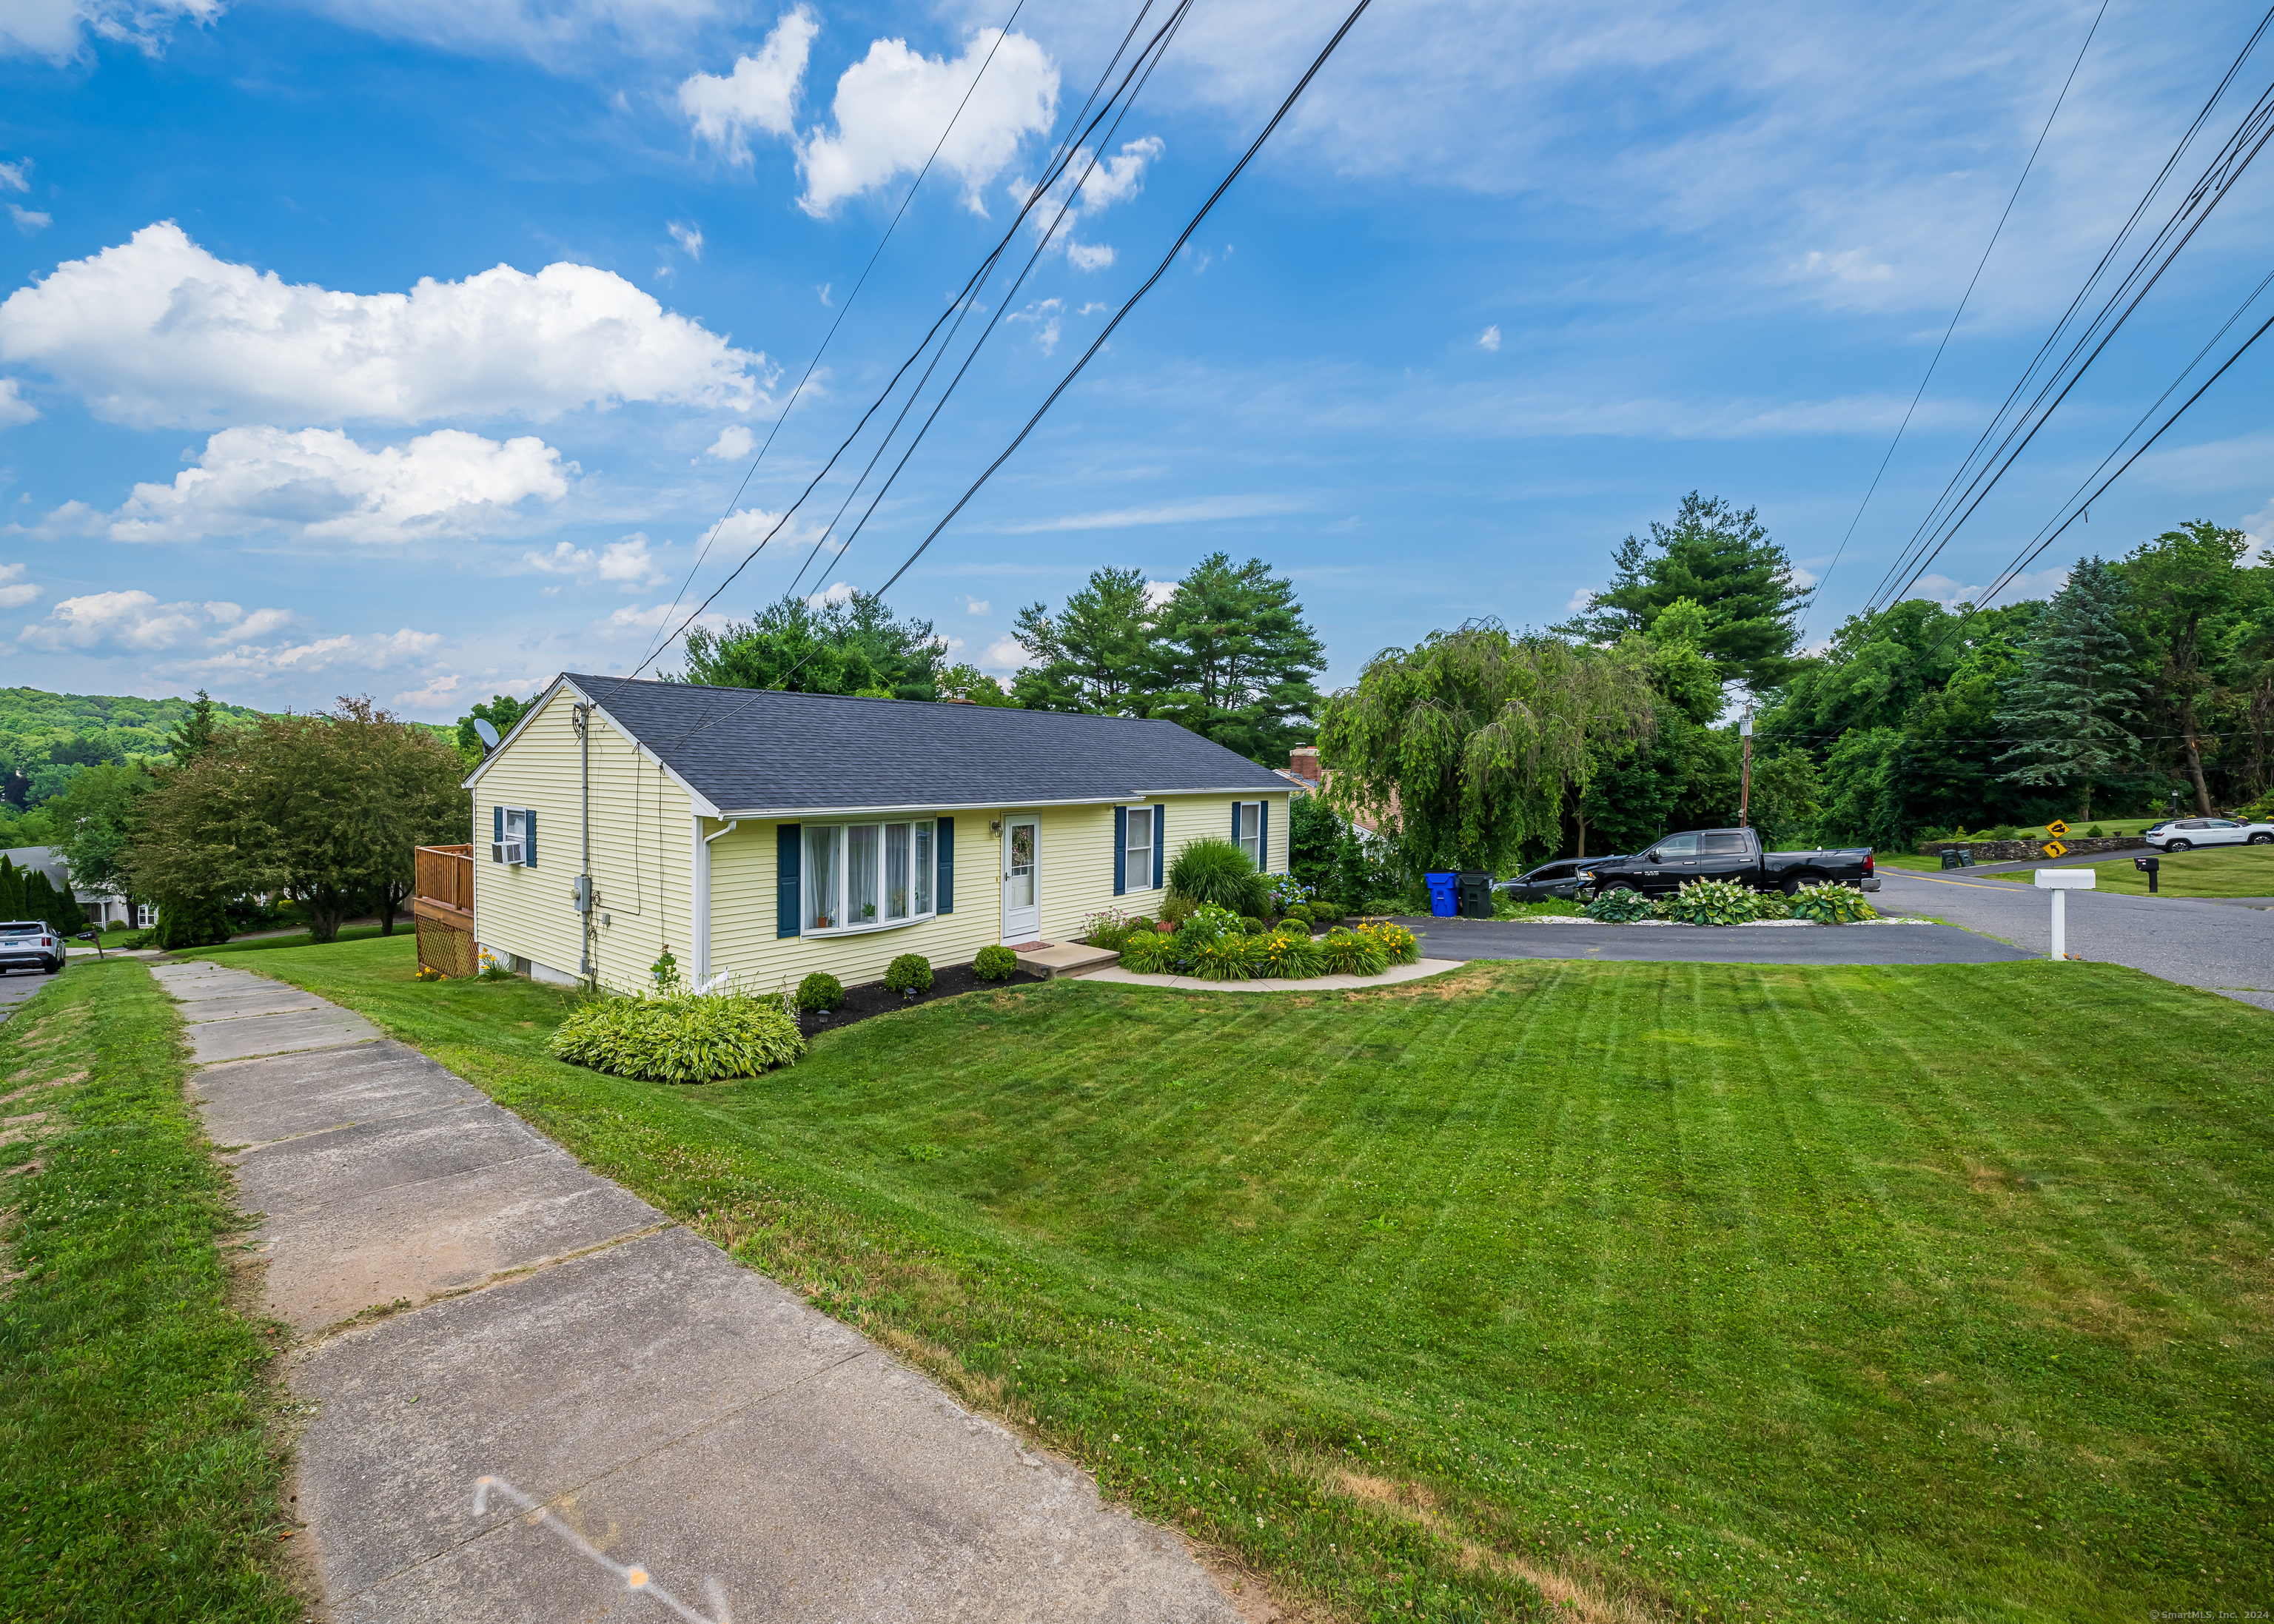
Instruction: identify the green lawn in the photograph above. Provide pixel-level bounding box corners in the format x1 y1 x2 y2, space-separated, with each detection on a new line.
191 934 2272 1623
1987 843 2274 897
0 959 301 1621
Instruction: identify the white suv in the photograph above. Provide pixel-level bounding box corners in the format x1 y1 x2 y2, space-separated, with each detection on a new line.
2142 817 2274 852
0 920 65 976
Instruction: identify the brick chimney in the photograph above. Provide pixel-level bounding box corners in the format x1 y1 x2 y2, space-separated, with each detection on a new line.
1289 746 1321 782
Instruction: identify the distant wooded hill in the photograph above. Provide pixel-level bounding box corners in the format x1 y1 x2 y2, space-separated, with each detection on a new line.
0 686 270 808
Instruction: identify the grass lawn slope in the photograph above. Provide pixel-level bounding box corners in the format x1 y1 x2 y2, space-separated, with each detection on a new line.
0 959 301 1622
197 934 2273 1623
1989 843 2274 897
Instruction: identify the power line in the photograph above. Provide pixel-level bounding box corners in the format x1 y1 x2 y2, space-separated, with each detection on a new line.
637 0 1035 676
656 0 1380 754
1802 0 2107 642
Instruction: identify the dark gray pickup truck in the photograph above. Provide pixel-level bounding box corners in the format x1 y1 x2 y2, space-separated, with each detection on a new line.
1574 828 1877 896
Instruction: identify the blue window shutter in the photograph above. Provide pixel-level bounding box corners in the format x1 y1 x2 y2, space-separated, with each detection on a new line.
1232 800 1241 841
1259 799 1270 873
524 810 536 867
776 824 801 938
492 805 503 861
1153 804 1165 890
1113 806 1127 896
936 817 955 913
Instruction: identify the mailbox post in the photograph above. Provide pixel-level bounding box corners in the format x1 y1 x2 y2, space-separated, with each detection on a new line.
2034 866 2095 959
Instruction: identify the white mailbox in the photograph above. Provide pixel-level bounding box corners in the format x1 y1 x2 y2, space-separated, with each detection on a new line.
2034 866 2093 959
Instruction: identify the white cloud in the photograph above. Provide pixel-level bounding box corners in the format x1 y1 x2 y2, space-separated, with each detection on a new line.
678 7 817 163
1478 324 1501 352
1563 585 1595 614
1007 135 1161 269
270 0 730 70
1 0 218 61
999 494 1310 533
976 634 1030 671
0 563 39 609
1143 580 1176 608
0 161 27 192
19 590 295 652
523 533 665 587
392 671 463 711
599 600 728 642
706 423 754 460
100 426 570 546
960 595 990 616
0 378 33 426
798 28 1057 216
805 580 853 608
191 625 446 678
1910 564 2070 609
666 221 703 261
0 222 768 429
1006 297 1062 355
9 206 48 235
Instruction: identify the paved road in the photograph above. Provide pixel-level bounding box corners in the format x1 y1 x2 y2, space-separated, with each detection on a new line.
0 967 57 1021
1876 868 2274 1010
1400 915 2029 967
155 960 1235 1623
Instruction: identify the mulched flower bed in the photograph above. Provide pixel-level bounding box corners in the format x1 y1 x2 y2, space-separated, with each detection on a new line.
796 960 1048 1040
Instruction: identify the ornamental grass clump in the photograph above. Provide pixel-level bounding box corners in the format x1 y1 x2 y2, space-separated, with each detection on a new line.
1664 877 1765 927
1586 887 1654 923
1788 882 1879 925
1167 837 1272 918
550 993 805 1083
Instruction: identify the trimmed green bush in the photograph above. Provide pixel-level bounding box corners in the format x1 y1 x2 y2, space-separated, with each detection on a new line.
973 944 1019 982
1586 886 1654 923
884 953 933 996
2085 824 2107 838
1663 878 1763 927
795 971 843 1012
1167 837 1272 918
1788 882 1879 925
550 994 805 1082
1238 915 1267 936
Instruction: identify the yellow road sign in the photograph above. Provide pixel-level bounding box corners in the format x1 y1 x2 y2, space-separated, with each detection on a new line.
2043 839 2068 858
2047 819 2070 837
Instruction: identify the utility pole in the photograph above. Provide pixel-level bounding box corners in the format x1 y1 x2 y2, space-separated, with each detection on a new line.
1738 706 1754 828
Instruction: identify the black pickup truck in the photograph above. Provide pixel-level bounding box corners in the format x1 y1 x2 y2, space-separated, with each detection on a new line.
1574 828 1877 896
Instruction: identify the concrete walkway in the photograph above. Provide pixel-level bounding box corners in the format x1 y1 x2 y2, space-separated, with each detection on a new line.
155 960 1235 1623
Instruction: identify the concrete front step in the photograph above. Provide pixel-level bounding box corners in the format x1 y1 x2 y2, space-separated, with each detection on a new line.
1013 941 1121 979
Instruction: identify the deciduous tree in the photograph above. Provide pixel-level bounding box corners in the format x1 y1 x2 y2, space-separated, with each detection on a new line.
677 591 945 699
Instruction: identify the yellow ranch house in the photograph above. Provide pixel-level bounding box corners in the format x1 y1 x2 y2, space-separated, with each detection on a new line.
463 674 1294 994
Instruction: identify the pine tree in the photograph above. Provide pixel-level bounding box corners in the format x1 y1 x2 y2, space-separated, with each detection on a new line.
1994 557 2143 822
1010 566 1156 714
169 688 221 765
0 855 21 922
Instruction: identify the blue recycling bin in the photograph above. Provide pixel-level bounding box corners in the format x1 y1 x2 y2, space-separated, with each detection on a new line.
1424 870 1459 918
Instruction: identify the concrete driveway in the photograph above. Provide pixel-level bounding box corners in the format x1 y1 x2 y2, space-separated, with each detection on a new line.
1874 868 2274 1010
1399 914 2030 967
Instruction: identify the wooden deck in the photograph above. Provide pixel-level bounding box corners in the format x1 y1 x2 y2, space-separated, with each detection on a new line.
413 844 476 976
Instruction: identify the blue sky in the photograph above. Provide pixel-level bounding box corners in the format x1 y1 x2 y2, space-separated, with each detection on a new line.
1 0 2270 719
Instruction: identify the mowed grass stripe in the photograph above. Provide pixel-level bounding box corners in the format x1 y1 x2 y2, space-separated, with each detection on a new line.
192 935 2270 1622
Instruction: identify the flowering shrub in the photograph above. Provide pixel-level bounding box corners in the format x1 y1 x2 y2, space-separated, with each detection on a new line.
1354 920 1419 964
477 946 516 981
1318 927 1390 977
1118 931 1177 973
1586 887 1655 923
1187 933 1260 981
550 994 804 1083
415 964 444 982
1268 873 1312 911
1077 907 1136 948
1255 927 1326 979
1788 882 1879 925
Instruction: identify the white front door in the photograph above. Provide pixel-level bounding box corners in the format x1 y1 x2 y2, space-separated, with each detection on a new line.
1002 817 1041 942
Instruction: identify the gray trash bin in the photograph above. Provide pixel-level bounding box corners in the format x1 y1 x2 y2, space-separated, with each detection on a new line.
1458 870 1494 919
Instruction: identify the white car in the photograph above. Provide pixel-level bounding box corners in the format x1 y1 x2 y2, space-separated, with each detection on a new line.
0 919 66 976
2141 817 2274 852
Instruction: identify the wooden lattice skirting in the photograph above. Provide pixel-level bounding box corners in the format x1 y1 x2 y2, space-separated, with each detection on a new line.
416 913 477 979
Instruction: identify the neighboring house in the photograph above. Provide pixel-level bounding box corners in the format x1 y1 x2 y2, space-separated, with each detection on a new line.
463 674 1295 993
2 845 147 927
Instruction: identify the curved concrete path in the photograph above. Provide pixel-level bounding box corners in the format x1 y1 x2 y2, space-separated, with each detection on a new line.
154 960 1235 1623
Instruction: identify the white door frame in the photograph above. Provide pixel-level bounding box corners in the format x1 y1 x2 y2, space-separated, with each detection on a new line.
1002 815 1041 942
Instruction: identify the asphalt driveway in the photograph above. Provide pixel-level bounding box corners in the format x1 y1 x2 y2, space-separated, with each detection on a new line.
1398 914 2029 967
1874 868 2274 1010
0 967 58 1021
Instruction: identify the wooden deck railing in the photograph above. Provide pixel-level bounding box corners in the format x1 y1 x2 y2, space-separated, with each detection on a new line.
412 843 477 978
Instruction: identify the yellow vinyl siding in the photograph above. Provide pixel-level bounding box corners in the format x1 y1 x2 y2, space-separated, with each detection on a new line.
471 685 694 994
702 789 1292 985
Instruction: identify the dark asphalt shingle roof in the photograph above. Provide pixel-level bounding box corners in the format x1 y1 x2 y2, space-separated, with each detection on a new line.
560 674 1292 813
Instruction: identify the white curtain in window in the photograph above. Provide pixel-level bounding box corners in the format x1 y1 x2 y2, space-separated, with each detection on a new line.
805 825 839 930
885 823 911 920
913 821 933 915
847 825 880 923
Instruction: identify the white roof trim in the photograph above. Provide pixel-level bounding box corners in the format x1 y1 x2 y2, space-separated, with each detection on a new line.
717 786 1290 820
459 674 724 818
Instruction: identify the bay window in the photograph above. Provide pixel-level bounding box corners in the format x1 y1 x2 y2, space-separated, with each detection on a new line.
803 818 941 934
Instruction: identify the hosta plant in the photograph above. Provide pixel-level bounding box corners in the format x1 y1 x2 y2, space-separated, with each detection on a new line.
1788 882 1879 925
550 994 805 1083
1663 877 1765 927
1586 886 1654 923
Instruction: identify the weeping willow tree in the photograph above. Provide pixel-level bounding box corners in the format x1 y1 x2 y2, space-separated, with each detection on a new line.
1315 623 1656 875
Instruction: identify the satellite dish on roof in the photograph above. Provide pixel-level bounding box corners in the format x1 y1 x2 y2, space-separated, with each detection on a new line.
473 719 501 752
